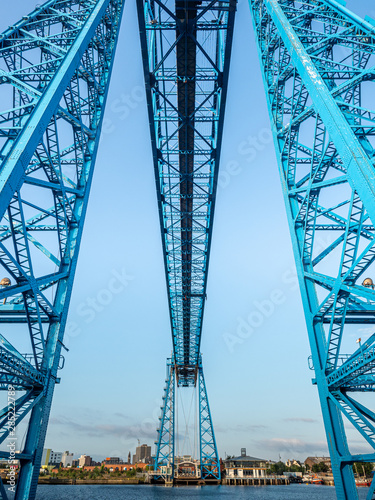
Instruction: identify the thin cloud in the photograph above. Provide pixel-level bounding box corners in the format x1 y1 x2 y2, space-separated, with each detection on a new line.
50 416 156 440
215 423 267 433
114 412 130 420
255 438 328 456
283 418 318 423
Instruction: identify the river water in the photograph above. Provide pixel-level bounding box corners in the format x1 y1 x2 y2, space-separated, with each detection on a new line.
22 484 369 499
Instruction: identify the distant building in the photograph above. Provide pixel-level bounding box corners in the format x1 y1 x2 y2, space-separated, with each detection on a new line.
41 449 63 467
304 457 331 470
286 459 301 468
133 444 152 464
61 451 74 468
78 455 92 467
103 457 123 465
101 460 149 472
128 452 131 464
72 459 79 468
102 463 131 472
224 448 268 479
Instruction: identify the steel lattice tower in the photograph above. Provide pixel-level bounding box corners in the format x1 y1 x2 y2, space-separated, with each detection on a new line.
249 0 375 498
137 0 236 481
0 1 124 498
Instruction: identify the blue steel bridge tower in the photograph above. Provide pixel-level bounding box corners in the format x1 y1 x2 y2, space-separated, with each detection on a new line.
137 0 236 481
249 1 375 499
0 1 124 499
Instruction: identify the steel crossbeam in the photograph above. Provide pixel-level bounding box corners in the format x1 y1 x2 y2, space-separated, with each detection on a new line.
0 1 125 498
249 0 375 498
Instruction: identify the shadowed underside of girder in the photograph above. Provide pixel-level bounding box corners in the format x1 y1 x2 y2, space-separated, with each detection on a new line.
137 0 236 386
249 0 375 499
0 1 124 499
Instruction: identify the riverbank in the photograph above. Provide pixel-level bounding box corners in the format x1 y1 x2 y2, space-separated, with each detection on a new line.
38 477 143 485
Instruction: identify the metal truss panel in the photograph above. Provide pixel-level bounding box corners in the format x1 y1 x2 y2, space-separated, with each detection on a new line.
0 1 125 498
154 356 219 481
137 0 236 385
154 358 175 478
249 0 375 498
198 358 220 480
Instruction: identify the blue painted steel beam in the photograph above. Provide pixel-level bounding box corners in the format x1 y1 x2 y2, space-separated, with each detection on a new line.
249 1 375 498
198 357 220 480
0 1 125 499
154 358 175 478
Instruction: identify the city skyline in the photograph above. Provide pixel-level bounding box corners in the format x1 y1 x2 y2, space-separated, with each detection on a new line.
1 0 373 465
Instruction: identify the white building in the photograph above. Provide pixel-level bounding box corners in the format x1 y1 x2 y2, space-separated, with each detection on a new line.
78 454 91 467
62 451 74 467
41 449 63 466
224 449 268 478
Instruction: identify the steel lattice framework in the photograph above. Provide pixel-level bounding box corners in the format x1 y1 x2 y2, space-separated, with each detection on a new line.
137 0 236 384
249 0 375 498
137 0 236 481
0 1 124 498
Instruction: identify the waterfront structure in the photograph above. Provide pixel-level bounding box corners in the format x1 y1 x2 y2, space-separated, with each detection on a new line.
0 1 125 498
137 0 236 482
101 462 148 472
101 463 130 472
132 444 151 464
249 1 375 498
224 449 268 479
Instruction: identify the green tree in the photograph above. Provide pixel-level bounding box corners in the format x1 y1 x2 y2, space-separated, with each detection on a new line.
354 462 374 477
126 468 137 478
267 461 287 475
312 462 328 473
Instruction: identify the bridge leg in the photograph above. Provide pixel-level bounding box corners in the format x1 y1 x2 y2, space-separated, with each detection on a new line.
367 476 375 500
198 359 220 481
154 358 175 481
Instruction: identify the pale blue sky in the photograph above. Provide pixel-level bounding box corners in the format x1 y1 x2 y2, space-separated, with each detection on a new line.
1 0 373 463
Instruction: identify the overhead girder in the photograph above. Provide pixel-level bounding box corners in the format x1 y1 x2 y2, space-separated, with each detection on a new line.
137 0 236 384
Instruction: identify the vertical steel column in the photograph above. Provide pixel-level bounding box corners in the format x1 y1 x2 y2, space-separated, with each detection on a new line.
249 1 375 498
154 358 175 479
0 1 125 498
198 358 220 480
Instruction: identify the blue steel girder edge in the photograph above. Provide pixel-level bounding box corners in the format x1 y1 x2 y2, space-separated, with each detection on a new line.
154 358 175 479
137 0 237 384
249 1 375 499
0 1 127 499
198 358 220 480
